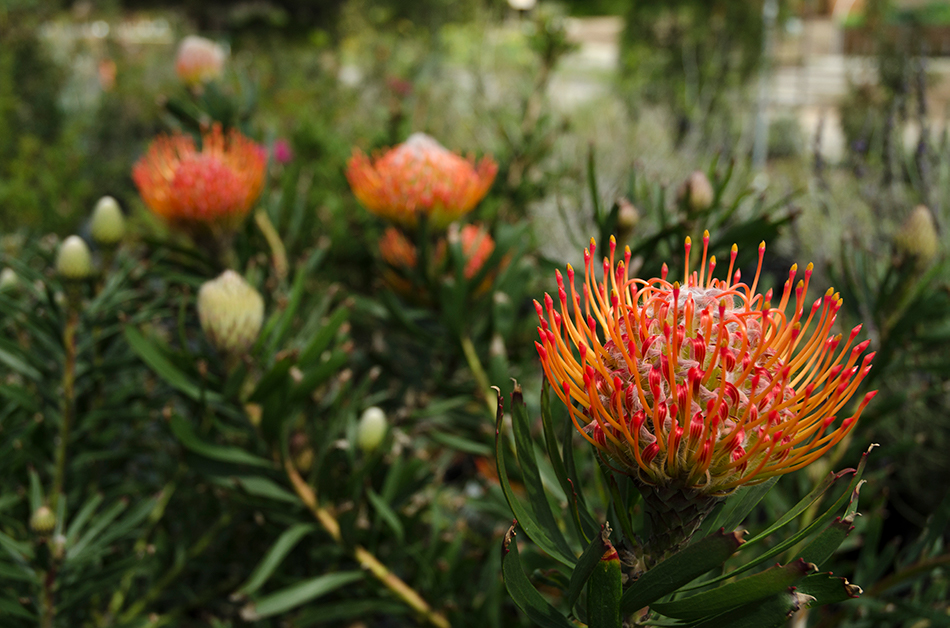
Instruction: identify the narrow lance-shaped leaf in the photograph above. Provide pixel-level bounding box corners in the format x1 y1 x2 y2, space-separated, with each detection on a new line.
620 529 745 615
567 524 614 611
586 538 621 628
685 588 812 628
236 523 317 596
650 559 817 622
493 387 575 567
510 383 575 562
501 523 575 628
170 413 273 469
242 571 364 620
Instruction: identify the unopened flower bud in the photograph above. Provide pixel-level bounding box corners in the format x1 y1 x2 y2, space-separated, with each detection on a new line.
895 205 939 266
56 236 93 280
30 505 56 535
197 271 264 356
678 171 714 213
0 267 17 292
90 196 126 246
357 407 388 453
175 36 226 87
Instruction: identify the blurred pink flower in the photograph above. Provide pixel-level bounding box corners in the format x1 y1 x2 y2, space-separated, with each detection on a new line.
273 139 294 164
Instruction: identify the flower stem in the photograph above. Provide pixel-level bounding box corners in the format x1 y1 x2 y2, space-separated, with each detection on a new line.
52 306 79 511
459 333 495 418
283 458 450 628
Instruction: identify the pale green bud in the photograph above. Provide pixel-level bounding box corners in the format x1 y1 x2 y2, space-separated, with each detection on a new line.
0 267 17 292
357 406 388 453
895 205 939 266
30 505 56 535
197 270 264 356
56 236 93 280
90 196 126 246
678 171 714 213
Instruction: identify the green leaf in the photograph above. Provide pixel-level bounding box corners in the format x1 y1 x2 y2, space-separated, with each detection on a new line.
742 469 852 546
228 475 300 504
237 523 317 596
620 529 744 614
540 378 597 542
170 414 273 468
501 524 576 628
494 387 575 567
367 488 405 543
28 469 43 514
298 306 348 367
66 493 104 544
0 530 33 562
698 477 779 538
586 540 621 628
796 572 862 605
567 525 612 611
427 431 492 456
125 326 219 402
0 595 36 620
295 599 409 625
67 499 129 561
651 559 817 622
243 571 364 620
798 506 860 568
0 345 42 382
248 354 296 404
684 589 806 628
687 446 875 591
510 385 575 561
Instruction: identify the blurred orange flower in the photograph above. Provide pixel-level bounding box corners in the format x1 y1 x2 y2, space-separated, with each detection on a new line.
346 133 497 229
535 232 876 497
132 125 266 232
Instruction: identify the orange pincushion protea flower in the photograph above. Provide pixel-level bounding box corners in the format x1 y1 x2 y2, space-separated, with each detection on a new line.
378 224 498 297
346 133 497 229
535 232 876 498
440 223 497 280
133 125 266 232
379 227 419 271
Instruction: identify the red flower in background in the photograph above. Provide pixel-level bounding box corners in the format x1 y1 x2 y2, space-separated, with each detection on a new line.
346 133 497 230
133 125 266 232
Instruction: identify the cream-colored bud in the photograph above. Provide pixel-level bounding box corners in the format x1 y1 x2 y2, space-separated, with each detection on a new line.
616 197 640 231
90 196 126 246
197 271 264 356
895 205 939 265
30 505 56 535
0 267 17 292
56 236 93 280
357 406 388 453
175 36 226 87
678 171 714 213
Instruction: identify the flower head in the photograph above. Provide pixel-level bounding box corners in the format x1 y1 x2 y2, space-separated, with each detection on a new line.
535 232 876 497
175 36 226 87
272 138 293 164
56 236 93 281
346 133 497 229
198 270 264 357
440 223 497 280
132 125 266 232
90 196 126 246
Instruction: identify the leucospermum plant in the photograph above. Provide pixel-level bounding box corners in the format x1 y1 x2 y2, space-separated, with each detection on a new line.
133 124 266 263
346 132 497 230
346 133 526 413
497 232 877 627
